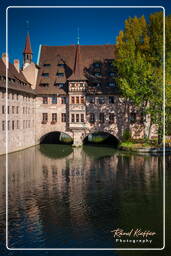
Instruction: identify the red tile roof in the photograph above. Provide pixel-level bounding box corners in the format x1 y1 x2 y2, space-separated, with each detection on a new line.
23 33 32 54
0 58 36 95
68 44 87 81
36 44 118 95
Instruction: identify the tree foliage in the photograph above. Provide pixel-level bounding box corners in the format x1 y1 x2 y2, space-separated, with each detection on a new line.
116 12 171 140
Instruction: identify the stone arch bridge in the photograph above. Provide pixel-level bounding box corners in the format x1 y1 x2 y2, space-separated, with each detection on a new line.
38 125 121 147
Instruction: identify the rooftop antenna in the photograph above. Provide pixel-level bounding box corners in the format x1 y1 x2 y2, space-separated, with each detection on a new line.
26 20 30 33
77 27 80 45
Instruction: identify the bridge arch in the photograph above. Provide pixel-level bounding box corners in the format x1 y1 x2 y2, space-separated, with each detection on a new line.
83 131 120 148
40 131 73 144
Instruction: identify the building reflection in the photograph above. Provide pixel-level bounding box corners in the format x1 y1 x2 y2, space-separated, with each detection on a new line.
0 145 164 248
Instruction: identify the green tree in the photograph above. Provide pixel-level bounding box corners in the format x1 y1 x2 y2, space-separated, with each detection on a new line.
116 12 171 143
166 15 171 135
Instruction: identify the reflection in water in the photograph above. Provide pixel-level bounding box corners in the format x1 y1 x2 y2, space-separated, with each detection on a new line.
0 145 164 249
39 144 73 159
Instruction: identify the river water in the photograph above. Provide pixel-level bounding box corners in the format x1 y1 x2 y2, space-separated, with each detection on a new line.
0 144 170 255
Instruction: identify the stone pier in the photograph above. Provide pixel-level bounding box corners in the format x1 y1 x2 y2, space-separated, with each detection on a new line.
72 130 84 147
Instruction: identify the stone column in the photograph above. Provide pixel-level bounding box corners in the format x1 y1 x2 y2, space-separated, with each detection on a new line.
72 130 83 147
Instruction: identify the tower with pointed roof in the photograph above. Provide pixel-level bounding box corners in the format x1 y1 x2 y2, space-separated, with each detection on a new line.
68 41 87 145
23 32 32 67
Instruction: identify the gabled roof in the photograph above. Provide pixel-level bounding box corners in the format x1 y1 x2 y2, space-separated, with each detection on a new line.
68 44 87 81
23 33 32 54
0 58 36 95
36 44 117 94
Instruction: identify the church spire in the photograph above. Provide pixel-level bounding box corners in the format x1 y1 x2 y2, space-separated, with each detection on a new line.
68 43 86 81
23 32 32 65
77 27 80 45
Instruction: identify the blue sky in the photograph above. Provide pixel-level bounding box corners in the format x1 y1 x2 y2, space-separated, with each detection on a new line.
0 0 171 65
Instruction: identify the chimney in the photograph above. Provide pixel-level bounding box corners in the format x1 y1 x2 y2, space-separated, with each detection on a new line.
14 59 20 72
2 53 9 67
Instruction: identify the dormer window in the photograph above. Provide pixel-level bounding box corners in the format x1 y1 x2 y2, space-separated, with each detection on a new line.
94 83 101 87
108 60 113 67
39 83 49 87
57 63 65 67
54 83 65 88
94 72 101 77
43 64 51 67
94 62 100 68
109 72 115 77
108 82 116 87
42 73 49 77
56 72 64 77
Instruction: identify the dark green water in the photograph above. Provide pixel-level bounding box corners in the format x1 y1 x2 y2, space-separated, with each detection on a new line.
0 144 170 255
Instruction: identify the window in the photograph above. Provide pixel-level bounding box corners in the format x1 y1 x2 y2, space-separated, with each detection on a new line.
51 95 57 104
2 105 5 114
89 97 95 104
109 62 113 67
12 120 14 130
23 120 25 128
76 114 79 123
12 94 14 100
94 62 100 68
99 113 104 123
17 120 19 129
23 107 25 114
61 113 66 122
57 63 65 67
55 83 65 88
42 73 49 77
61 97 66 104
43 97 48 104
52 113 57 123
76 96 79 104
71 96 75 104
108 82 116 87
81 114 84 123
109 113 115 124
71 114 75 123
109 72 115 77
81 96 84 104
98 97 105 104
109 96 115 104
130 112 136 123
16 94 19 100
43 64 51 67
8 121 10 130
56 72 64 77
42 113 48 124
40 83 49 87
12 106 15 114
2 92 5 98
2 121 5 131
8 106 10 114
90 113 95 123
94 72 101 77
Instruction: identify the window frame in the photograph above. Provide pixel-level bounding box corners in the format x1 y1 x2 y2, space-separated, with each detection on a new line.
43 96 48 104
